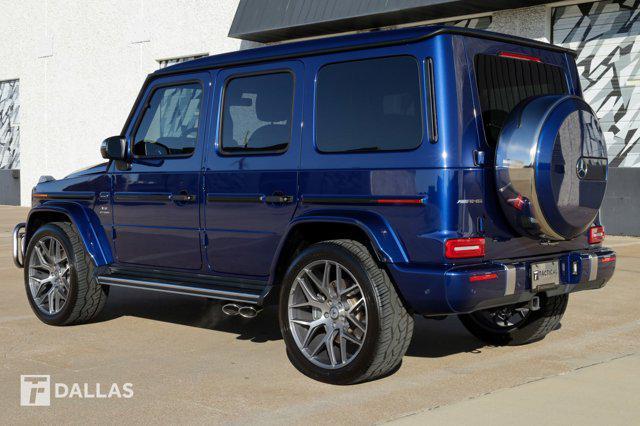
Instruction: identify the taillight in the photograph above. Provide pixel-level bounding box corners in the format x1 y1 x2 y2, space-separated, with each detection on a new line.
469 272 498 282
600 256 615 263
499 51 542 63
589 226 605 244
445 238 485 259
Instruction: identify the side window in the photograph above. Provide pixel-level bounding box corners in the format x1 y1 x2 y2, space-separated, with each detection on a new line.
220 72 293 153
316 56 423 153
133 83 202 157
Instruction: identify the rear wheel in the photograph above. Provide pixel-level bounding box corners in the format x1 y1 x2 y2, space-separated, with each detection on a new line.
279 240 414 384
459 294 568 346
24 222 109 326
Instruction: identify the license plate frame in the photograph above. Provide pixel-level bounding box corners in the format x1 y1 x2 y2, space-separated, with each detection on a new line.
531 260 560 291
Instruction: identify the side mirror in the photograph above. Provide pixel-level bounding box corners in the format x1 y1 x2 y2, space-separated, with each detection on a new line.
100 136 127 161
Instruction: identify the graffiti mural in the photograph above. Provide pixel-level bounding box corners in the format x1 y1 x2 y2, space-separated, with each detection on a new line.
0 79 20 169
553 0 640 167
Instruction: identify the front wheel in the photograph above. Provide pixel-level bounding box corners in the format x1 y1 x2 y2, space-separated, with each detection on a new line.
279 240 414 384
458 294 569 346
24 222 109 326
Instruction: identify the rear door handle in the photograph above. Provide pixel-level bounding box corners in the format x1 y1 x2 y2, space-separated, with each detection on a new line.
170 191 196 203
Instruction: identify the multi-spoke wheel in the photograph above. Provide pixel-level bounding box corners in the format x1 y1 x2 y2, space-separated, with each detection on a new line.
28 236 71 315
288 260 368 369
280 239 414 384
459 294 569 346
24 222 109 325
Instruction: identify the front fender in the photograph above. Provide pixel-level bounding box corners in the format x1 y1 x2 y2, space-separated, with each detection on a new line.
283 209 409 263
26 202 113 267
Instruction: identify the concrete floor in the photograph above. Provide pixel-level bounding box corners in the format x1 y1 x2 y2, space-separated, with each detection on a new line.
0 205 639 425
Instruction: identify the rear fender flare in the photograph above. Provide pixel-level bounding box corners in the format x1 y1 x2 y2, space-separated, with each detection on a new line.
269 209 409 284
25 202 113 267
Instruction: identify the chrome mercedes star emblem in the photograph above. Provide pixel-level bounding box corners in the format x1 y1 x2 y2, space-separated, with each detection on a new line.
576 158 588 179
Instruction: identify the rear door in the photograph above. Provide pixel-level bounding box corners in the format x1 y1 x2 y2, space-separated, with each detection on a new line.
112 72 210 270
203 61 303 277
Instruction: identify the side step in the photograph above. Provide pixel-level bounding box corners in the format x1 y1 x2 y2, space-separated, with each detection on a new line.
97 275 263 304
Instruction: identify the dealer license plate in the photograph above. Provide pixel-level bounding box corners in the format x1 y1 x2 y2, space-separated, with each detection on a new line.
531 260 559 291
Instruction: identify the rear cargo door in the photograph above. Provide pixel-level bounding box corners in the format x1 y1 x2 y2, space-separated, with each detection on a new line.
464 38 591 258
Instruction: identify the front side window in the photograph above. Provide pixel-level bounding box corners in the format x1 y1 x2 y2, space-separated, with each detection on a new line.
316 56 423 153
133 83 202 157
221 72 293 153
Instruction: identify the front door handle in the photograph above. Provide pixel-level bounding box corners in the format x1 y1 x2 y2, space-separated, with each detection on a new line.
170 191 196 203
264 194 294 204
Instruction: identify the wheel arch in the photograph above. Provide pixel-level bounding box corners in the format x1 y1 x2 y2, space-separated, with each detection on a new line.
25 203 113 267
268 210 409 289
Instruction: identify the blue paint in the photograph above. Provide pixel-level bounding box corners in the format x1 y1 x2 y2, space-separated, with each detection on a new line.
23 26 615 314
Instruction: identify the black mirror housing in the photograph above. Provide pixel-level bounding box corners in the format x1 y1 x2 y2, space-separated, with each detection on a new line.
100 136 127 161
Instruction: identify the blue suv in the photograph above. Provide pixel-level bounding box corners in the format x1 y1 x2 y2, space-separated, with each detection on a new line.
13 26 616 384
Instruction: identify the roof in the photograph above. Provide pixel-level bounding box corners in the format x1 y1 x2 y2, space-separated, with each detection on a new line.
228 0 556 43
154 25 576 77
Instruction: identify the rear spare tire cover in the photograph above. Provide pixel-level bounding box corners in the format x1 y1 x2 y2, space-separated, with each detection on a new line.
495 95 608 241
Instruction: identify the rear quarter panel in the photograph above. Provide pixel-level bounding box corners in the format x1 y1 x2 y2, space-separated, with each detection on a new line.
296 36 476 266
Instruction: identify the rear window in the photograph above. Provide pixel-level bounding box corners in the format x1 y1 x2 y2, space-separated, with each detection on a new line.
475 54 568 146
315 56 423 153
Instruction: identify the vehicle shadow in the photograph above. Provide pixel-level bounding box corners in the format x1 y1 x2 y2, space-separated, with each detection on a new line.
96 287 485 355
405 316 484 358
95 286 283 343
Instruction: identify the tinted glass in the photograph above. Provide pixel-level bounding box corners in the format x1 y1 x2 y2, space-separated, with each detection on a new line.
221 72 293 153
475 54 568 147
133 83 202 157
316 56 423 153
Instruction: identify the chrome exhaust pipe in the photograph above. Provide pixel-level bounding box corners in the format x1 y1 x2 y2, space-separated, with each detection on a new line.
238 305 262 319
222 303 240 316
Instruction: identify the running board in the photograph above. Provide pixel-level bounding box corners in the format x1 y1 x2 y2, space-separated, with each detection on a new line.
97 276 262 304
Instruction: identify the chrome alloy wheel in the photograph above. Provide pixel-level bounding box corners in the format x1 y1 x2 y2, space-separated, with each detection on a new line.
28 236 71 315
288 260 368 369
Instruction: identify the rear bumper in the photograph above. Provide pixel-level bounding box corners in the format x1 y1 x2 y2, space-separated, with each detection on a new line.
388 248 616 315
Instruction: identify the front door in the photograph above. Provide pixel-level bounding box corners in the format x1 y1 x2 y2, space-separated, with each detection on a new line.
111 72 211 270
203 61 303 277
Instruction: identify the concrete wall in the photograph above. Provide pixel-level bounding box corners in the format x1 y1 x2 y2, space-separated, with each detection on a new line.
600 168 640 236
2 1 636 235
491 6 549 42
0 0 243 206
0 170 20 205
0 1 555 208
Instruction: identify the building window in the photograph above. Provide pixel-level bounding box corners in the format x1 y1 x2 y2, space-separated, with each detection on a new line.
315 56 423 153
220 72 294 154
0 79 20 169
158 54 208 69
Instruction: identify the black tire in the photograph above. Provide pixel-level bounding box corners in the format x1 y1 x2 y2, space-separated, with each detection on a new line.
279 240 414 384
24 222 109 326
458 294 569 346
